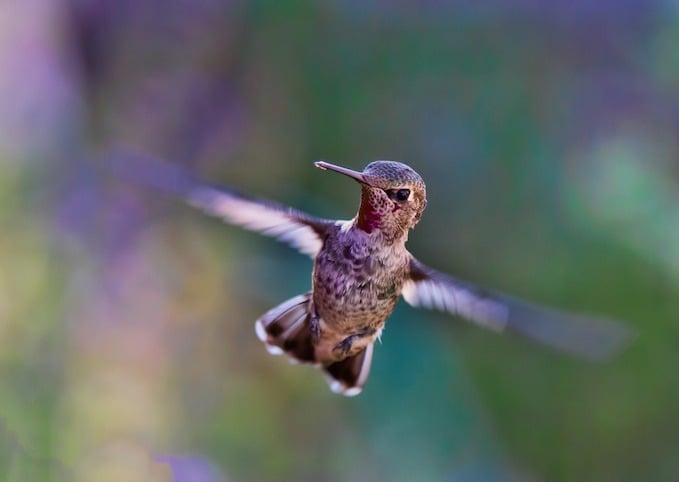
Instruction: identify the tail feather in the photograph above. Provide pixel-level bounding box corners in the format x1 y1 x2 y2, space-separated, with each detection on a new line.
323 344 374 397
254 293 375 395
255 293 316 362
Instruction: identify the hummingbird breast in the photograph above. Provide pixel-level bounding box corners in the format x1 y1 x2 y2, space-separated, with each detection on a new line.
311 222 410 352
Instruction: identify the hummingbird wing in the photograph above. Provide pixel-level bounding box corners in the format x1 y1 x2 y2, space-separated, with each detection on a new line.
105 149 333 257
402 257 634 361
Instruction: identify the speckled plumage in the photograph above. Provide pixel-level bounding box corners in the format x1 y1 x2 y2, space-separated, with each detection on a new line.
311 221 410 362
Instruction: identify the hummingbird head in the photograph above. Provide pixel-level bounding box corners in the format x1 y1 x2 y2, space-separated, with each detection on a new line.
315 160 427 241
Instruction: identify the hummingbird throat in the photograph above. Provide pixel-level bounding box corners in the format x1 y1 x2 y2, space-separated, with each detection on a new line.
356 190 391 233
357 205 381 232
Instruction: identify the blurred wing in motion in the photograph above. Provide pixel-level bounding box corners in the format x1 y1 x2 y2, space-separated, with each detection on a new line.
402 257 635 361
104 148 334 257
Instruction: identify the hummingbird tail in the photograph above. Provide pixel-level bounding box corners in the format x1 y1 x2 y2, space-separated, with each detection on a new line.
255 293 317 363
254 293 374 396
322 343 373 397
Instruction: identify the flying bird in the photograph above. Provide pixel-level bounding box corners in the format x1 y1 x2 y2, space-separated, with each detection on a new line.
107 151 633 396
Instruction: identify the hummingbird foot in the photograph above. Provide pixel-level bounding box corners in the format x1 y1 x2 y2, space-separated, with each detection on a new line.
310 314 321 345
333 335 356 356
333 327 376 356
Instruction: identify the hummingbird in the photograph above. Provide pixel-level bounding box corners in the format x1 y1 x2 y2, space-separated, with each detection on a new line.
108 151 633 396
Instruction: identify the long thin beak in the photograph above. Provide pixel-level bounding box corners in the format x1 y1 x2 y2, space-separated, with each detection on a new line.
314 161 366 184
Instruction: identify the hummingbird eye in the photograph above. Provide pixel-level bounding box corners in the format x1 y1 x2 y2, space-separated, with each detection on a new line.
386 188 411 202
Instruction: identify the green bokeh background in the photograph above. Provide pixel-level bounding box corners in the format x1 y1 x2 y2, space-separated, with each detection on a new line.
1 1 678 481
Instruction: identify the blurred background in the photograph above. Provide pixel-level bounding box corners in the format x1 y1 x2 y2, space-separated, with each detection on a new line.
1 1 678 481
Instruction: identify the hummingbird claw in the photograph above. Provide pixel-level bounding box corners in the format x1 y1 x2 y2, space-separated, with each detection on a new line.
333 335 356 356
310 314 321 345
333 327 376 356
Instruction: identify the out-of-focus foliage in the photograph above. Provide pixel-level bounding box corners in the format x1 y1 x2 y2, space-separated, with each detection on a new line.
1 1 678 481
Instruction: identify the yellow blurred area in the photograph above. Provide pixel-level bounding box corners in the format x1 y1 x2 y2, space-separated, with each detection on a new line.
73 440 171 482
0 224 53 362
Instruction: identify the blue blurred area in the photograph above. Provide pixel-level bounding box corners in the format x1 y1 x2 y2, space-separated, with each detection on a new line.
1 1 678 481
